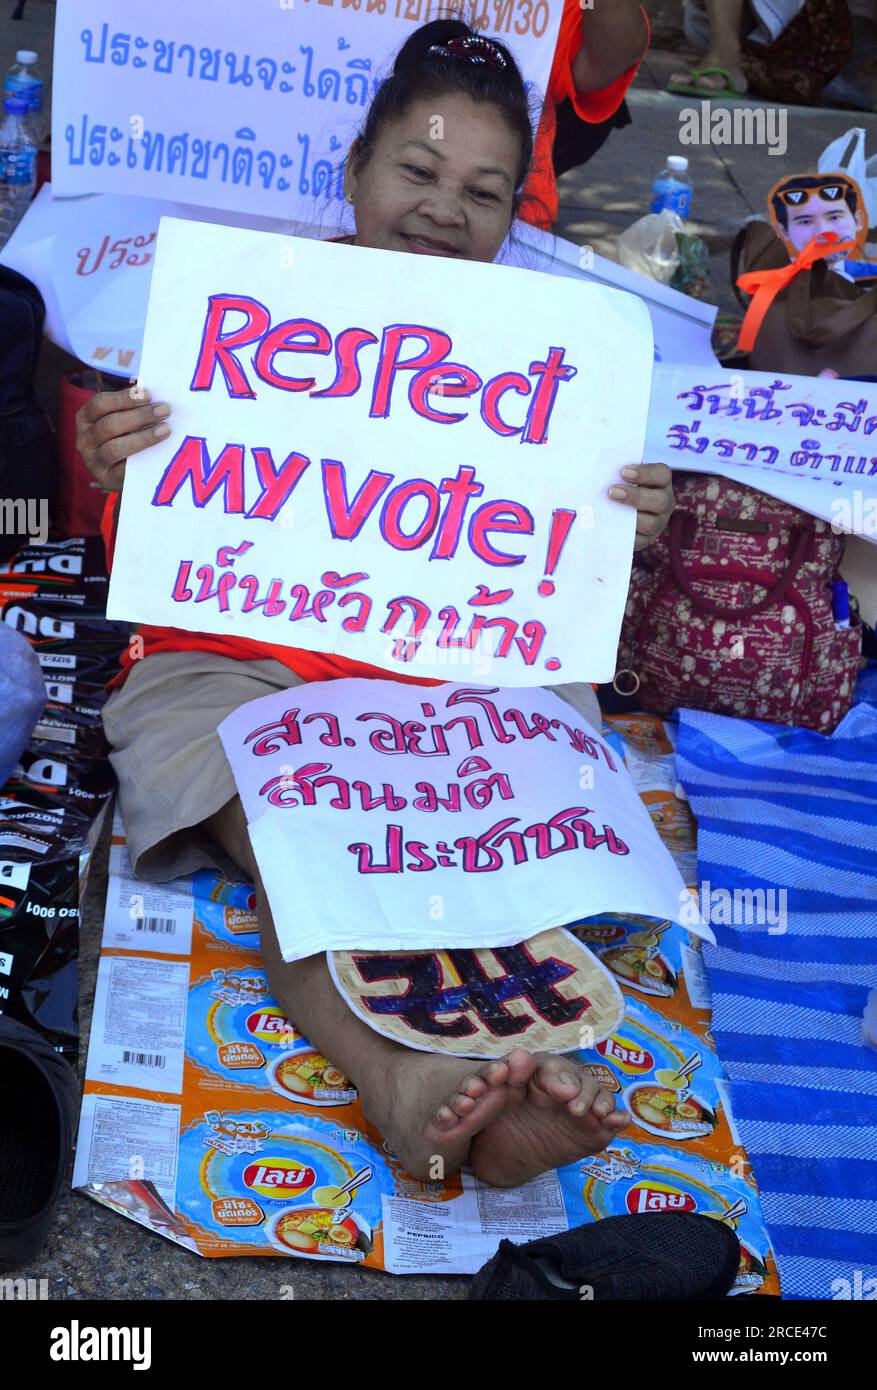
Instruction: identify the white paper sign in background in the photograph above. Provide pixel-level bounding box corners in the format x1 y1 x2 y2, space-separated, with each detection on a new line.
646 363 877 540
218 680 695 963
108 217 653 685
0 188 719 377
0 185 317 375
52 0 562 224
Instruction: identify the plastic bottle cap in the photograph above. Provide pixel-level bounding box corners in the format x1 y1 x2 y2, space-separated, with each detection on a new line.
3 95 28 115
16 51 39 65
667 156 689 173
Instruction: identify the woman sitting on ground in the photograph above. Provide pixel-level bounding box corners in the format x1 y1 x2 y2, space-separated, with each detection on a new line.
76 20 675 1187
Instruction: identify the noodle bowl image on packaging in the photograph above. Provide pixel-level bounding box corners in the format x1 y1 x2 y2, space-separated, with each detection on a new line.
267 1050 357 1107
623 1079 717 1142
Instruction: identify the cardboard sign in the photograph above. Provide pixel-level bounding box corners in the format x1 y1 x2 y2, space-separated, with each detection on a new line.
51 0 562 223
329 928 624 1058
108 217 654 684
646 363 877 540
217 679 698 964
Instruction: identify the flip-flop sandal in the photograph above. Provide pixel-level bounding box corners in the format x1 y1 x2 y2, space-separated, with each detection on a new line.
468 1212 741 1300
666 67 749 98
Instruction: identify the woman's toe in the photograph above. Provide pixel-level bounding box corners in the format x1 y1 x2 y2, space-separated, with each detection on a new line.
449 1092 477 1116
535 1058 583 1101
591 1090 617 1119
503 1049 537 1088
460 1074 488 1100
483 1059 510 1087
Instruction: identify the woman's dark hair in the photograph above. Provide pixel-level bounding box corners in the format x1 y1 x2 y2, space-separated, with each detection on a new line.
350 18 537 208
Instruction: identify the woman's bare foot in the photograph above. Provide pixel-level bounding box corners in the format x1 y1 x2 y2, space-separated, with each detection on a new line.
363 1046 538 1179
206 810 630 1189
469 1055 630 1188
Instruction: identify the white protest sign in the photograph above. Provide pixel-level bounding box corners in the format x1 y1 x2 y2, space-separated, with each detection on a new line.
0 189 717 376
646 363 877 540
0 186 316 375
51 0 562 223
108 217 653 685
217 680 695 963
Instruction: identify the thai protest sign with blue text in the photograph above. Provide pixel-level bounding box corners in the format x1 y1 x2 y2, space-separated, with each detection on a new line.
52 0 562 223
107 218 653 684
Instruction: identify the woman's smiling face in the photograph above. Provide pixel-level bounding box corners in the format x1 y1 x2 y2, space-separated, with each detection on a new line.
345 92 521 264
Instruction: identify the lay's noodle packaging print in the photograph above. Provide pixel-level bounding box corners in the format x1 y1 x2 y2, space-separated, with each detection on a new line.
74 721 780 1291
560 1140 777 1297
176 1107 392 1263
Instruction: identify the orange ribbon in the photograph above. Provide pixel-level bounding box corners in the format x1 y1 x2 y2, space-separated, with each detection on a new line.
735 233 859 353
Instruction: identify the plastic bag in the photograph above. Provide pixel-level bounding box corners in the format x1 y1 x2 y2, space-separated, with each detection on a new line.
670 233 715 302
616 210 684 284
0 538 125 1060
818 125 877 229
0 856 82 1060
0 536 110 612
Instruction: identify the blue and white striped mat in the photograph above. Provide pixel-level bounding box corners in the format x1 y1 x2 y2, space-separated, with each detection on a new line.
675 696 877 1301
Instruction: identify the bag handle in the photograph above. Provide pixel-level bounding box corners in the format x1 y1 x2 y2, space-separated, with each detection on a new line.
667 510 815 619
636 571 815 681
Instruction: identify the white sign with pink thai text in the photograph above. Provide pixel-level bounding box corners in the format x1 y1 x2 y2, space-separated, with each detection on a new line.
646 364 877 540
218 679 697 963
107 218 653 685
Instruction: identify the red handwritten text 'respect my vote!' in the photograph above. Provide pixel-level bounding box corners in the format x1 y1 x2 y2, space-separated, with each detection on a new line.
150 295 583 570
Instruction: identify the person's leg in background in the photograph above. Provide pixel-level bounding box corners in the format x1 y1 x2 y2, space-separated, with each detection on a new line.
670 0 749 93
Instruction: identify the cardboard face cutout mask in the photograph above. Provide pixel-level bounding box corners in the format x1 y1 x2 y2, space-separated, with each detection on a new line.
768 172 869 264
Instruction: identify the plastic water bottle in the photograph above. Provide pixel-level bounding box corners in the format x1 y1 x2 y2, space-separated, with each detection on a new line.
4 50 45 143
0 95 37 248
650 155 692 220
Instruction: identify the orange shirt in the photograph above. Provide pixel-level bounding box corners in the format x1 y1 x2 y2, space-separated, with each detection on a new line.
522 0 648 230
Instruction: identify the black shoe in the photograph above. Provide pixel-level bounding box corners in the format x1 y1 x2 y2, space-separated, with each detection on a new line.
0 1016 79 1268
469 1212 741 1300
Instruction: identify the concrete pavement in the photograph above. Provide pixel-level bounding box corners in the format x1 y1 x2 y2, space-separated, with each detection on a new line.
557 46 877 316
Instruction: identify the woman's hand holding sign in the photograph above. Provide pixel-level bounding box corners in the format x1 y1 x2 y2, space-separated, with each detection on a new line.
610 463 675 550
75 386 171 492
75 388 676 555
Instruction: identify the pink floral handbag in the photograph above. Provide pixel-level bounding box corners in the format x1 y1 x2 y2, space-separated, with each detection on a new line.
616 476 862 732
